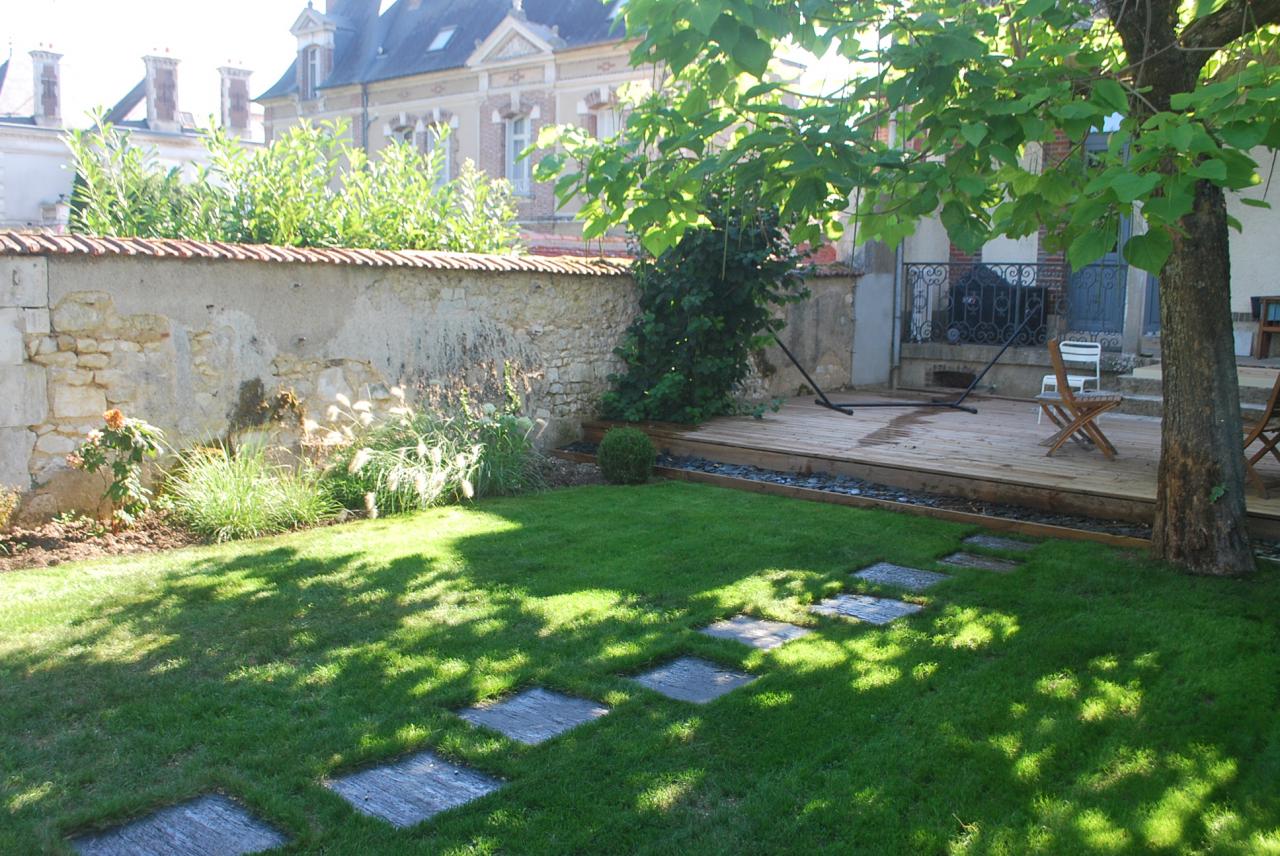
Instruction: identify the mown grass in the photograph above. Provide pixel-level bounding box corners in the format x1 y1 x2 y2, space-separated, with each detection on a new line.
1 481 1278 854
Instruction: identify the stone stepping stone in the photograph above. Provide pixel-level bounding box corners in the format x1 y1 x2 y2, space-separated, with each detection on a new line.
460 687 609 745
853 562 949 591
71 794 286 856
699 615 812 650
810 593 922 625
325 750 501 828
630 656 756 704
941 552 1021 573
963 534 1037 553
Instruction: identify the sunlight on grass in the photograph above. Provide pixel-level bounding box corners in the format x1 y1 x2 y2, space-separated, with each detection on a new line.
1142 749 1238 848
636 770 703 813
1036 669 1081 700
0 483 1277 853
930 605 1019 650
1079 678 1143 722
1074 808 1131 851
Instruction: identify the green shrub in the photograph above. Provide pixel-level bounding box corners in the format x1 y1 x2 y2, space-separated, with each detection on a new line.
166 444 339 542
597 427 656 485
598 193 806 424
66 113 521 253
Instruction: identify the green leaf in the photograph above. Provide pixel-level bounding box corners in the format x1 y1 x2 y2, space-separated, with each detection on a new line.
1123 229 1173 273
1109 171 1161 203
1068 227 1116 270
960 124 988 147
1012 0 1054 21
1241 198 1273 209
1188 159 1228 182
731 30 773 78
1092 79 1129 114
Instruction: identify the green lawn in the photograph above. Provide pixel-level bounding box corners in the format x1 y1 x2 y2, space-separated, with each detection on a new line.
2 481 1278 854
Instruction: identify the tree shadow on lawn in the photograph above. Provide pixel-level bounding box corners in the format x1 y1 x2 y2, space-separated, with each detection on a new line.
1 482 1278 854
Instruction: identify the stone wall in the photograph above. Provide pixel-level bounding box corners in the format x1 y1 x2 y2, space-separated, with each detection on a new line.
0 241 856 521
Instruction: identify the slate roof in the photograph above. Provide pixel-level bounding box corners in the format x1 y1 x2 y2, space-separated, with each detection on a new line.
259 0 626 100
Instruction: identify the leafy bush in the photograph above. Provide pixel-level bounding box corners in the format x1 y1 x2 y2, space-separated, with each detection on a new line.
66 409 165 528
600 195 807 424
166 444 339 542
597 427 656 485
65 113 521 253
316 378 540 518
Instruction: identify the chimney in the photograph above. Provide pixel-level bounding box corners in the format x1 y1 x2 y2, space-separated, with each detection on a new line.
142 54 180 133
218 66 253 135
30 49 63 127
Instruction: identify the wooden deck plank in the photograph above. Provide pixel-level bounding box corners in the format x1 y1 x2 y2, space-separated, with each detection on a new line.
582 393 1280 536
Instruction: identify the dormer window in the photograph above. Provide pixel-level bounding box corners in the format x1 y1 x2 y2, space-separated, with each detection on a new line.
428 27 457 52
301 45 323 99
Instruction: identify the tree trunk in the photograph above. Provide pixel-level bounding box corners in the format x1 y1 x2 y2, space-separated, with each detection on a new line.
1151 178 1256 574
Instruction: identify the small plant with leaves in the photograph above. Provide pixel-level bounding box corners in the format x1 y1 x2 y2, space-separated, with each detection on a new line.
597 427 656 485
66 409 165 528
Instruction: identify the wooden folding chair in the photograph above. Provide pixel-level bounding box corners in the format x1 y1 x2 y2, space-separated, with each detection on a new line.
1243 371 1280 496
1036 339 1123 458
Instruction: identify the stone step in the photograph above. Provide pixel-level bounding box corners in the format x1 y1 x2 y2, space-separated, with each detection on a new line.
1115 373 1275 405
1110 391 1267 419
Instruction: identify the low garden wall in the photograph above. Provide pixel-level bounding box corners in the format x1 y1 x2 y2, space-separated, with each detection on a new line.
0 234 855 521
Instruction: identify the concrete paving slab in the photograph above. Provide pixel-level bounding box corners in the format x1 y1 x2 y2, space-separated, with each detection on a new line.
71 794 286 856
853 562 949 591
941 552 1021 573
699 615 811 650
963 534 1037 553
630 656 756 704
325 750 501 828
460 687 609 745
810 593 923 625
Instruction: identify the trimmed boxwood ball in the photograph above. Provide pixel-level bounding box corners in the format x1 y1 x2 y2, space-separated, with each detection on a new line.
598 427 656 485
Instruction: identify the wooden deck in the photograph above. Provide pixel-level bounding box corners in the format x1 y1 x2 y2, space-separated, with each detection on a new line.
583 393 1280 539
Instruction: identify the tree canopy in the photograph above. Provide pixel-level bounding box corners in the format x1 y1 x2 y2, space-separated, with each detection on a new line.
538 0 1280 575
538 0 1278 269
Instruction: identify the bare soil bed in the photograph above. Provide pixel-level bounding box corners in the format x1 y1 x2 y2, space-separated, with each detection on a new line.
0 455 604 572
0 513 200 572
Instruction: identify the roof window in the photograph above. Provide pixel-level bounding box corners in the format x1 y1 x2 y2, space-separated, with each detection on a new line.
428 27 457 52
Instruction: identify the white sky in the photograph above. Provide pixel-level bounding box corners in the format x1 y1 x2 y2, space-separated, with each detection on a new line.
1 0 301 125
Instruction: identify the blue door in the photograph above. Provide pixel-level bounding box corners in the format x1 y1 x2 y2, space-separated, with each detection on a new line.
1068 133 1129 342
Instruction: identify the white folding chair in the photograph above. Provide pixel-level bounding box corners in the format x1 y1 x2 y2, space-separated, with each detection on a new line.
1037 341 1102 423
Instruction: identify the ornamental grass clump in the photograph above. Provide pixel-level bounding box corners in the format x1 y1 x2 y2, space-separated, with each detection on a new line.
597 427 656 485
166 443 339 543
315 376 540 518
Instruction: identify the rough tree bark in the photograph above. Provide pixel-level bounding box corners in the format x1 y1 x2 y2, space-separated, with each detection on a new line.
1104 0 1264 574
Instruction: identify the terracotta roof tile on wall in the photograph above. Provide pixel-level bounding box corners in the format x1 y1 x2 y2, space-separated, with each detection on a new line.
0 232 632 277
0 232 854 277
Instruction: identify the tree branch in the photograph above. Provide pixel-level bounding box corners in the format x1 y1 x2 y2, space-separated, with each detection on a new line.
1181 0 1280 70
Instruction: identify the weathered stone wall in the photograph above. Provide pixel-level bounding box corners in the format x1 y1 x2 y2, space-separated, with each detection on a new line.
0 250 855 520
